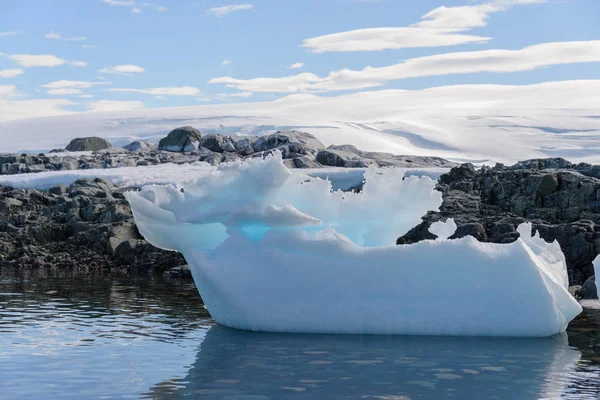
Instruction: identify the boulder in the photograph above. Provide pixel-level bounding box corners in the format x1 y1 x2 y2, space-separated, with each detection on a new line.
252 131 325 157
66 137 112 152
158 127 202 152
579 275 597 299
124 140 156 152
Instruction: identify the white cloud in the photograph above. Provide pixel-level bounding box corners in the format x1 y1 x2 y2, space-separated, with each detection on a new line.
196 97 211 102
45 32 87 41
209 40 600 93
154 95 166 99
99 64 145 75
207 4 254 18
107 86 201 96
79 94 94 98
87 100 145 112
0 86 76 121
0 69 24 78
0 31 24 37
288 62 304 69
0 85 18 98
47 88 83 95
222 59 232 66
103 0 168 13
302 0 546 53
82 44 100 49
217 91 253 98
0 53 87 68
41 80 111 89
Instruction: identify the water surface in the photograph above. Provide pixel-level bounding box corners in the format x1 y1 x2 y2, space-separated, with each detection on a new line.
0 268 599 399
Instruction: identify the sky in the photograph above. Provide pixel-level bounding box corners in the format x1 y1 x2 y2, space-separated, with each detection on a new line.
0 0 599 120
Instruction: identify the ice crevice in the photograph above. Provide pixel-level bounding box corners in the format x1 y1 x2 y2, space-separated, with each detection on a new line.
125 153 582 336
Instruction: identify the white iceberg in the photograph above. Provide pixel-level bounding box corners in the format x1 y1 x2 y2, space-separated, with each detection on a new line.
125 154 582 337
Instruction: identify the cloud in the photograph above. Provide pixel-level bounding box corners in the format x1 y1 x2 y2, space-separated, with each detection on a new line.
82 44 100 49
99 64 145 75
79 94 94 98
0 69 24 78
47 88 83 95
0 86 76 121
0 85 18 98
45 32 87 41
87 100 145 112
288 62 304 69
103 0 167 13
0 31 24 37
107 86 201 96
222 59 232 66
209 40 600 93
207 4 254 18
41 80 111 89
0 53 87 68
302 0 546 53
217 91 253 98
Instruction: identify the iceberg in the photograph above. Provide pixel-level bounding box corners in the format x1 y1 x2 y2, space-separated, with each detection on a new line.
125 154 582 336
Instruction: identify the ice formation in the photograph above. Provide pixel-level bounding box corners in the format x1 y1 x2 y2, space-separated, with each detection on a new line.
126 153 582 337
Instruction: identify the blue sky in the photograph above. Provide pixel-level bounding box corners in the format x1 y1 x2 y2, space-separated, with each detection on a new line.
0 0 598 116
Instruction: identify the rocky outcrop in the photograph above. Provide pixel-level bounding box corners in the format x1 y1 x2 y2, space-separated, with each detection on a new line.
158 126 202 152
397 158 600 286
0 128 457 176
0 178 185 274
66 137 112 152
317 145 456 168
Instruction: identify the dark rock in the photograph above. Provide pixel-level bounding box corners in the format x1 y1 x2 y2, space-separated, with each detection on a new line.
397 159 600 285
66 137 112 152
579 275 597 299
158 127 202 152
163 265 192 280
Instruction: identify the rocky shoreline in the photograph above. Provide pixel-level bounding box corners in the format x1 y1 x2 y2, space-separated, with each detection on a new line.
0 127 597 299
397 158 599 298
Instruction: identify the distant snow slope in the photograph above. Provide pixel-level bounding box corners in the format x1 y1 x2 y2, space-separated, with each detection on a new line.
1 81 599 165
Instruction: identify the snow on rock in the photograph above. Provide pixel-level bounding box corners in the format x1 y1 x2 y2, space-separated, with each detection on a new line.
125 153 582 336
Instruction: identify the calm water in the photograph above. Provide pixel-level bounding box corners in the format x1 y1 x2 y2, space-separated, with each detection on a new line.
0 269 599 400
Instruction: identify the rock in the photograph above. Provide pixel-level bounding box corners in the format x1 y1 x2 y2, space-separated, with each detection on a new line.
579 275 597 299
163 265 192 279
159 127 202 152
252 131 325 157
49 184 68 196
318 144 456 169
201 134 235 153
69 178 116 198
66 137 112 152
397 159 600 285
449 223 487 241
124 140 156 151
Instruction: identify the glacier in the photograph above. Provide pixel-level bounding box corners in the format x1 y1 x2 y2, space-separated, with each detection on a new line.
125 153 583 336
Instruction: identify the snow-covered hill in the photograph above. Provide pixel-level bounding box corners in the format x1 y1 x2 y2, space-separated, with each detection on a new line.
1 80 599 165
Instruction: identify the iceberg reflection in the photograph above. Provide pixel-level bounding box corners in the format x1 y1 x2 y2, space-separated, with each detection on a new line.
175 326 583 399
